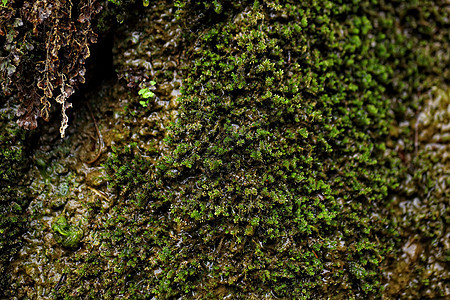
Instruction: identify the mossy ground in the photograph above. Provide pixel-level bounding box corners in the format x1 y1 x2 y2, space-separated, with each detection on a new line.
1 0 448 299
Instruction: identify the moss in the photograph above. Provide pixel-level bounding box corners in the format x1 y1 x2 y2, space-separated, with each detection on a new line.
44 0 448 299
103 143 154 200
0 103 32 296
52 216 84 249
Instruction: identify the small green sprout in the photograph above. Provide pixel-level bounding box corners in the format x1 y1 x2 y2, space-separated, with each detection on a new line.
52 216 84 249
138 80 156 107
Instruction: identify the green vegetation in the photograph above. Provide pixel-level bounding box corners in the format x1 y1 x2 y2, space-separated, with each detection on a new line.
1 0 447 298
54 0 447 298
52 216 84 249
138 80 157 107
103 142 154 198
0 104 31 296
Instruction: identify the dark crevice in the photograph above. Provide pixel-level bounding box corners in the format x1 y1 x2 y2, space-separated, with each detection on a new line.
64 32 116 130
78 33 116 94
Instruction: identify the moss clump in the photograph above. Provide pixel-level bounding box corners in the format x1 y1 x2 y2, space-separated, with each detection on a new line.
104 142 153 200
55 0 448 299
146 1 402 297
52 216 84 249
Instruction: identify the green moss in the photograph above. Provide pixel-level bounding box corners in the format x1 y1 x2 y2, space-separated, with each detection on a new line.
0 104 32 295
54 0 448 298
103 143 153 199
52 216 84 249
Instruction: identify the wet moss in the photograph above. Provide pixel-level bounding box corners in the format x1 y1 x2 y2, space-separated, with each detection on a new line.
52 216 84 249
144 1 404 297
103 143 153 200
55 0 447 299
0 102 32 295
4 0 447 299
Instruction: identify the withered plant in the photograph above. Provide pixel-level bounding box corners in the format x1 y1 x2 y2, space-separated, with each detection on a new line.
0 0 102 137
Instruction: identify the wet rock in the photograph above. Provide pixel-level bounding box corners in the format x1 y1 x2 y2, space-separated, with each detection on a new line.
85 170 107 188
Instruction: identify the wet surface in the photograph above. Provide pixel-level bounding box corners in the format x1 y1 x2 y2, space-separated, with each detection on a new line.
384 87 449 298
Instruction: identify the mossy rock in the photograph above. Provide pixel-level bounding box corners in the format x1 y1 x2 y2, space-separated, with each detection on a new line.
43 0 448 299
